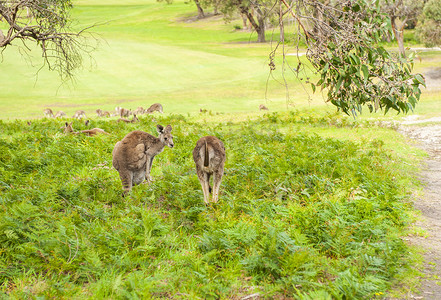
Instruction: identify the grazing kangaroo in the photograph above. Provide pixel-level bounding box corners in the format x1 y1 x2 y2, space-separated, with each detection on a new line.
43 108 54 118
96 109 110 117
112 125 174 194
54 111 66 118
193 136 226 204
117 114 139 123
146 103 163 114
73 110 87 119
120 108 131 118
133 107 145 115
259 104 269 111
62 122 109 136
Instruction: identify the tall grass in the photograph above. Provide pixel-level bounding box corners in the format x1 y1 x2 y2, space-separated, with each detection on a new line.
0 111 422 298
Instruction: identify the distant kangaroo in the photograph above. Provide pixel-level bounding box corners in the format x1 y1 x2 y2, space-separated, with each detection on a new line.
112 124 174 194
119 108 131 118
62 122 109 136
259 104 269 111
54 111 66 118
73 110 87 119
43 108 54 118
96 109 110 117
117 114 139 123
193 136 226 204
133 107 145 115
146 103 163 114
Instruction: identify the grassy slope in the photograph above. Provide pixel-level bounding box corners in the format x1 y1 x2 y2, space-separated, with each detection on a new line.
0 0 314 119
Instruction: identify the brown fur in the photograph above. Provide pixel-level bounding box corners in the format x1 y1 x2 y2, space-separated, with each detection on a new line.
43 108 54 118
112 124 174 194
259 104 269 111
133 107 145 115
62 122 109 136
193 136 226 204
117 115 139 123
96 109 110 117
120 108 131 118
146 103 163 114
54 111 66 118
73 110 87 119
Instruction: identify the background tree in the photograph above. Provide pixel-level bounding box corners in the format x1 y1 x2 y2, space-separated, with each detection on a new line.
416 0 441 47
275 0 425 115
0 0 94 80
194 0 205 18
218 0 277 43
198 0 221 15
381 0 425 57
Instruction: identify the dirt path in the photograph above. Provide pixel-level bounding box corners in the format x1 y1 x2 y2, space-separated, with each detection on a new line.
398 123 441 299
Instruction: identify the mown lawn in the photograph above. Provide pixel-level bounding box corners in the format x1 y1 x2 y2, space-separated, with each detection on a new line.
0 0 312 120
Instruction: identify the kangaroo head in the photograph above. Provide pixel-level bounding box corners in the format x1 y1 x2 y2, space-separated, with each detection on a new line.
157 124 174 148
63 122 74 133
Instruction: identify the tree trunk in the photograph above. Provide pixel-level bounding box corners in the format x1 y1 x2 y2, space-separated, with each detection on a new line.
279 2 284 42
240 6 265 42
213 0 220 15
194 0 204 19
391 15 406 57
257 15 266 42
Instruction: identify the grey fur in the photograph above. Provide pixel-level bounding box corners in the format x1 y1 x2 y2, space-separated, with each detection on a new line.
112 124 174 195
193 136 226 204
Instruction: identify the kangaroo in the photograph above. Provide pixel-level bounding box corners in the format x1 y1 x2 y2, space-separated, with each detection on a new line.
117 114 139 123
120 108 131 118
146 103 163 114
193 136 226 204
54 111 66 118
114 106 122 117
96 109 110 117
259 104 269 111
62 122 109 136
133 106 145 115
43 108 54 118
73 110 87 119
112 124 174 195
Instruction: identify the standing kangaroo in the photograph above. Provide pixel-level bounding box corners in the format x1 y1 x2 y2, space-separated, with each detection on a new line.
193 136 226 204
112 124 174 194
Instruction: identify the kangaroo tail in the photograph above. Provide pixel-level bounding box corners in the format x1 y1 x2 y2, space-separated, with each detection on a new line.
204 139 209 167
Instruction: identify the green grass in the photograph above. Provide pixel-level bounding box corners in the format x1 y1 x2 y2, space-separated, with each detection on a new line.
0 111 425 298
1 0 440 297
1 0 438 120
0 0 312 120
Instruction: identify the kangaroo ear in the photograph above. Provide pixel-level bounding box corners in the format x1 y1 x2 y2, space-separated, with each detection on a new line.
156 124 164 133
165 125 172 132
65 122 68 127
